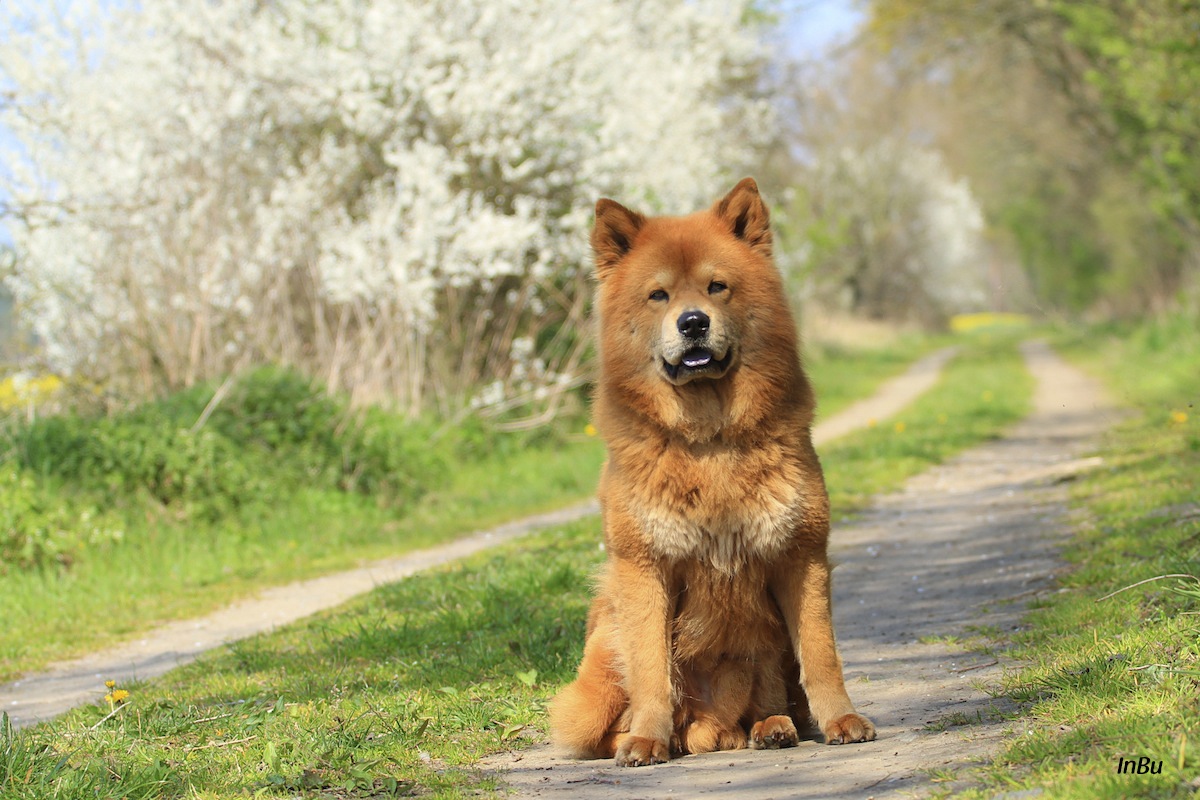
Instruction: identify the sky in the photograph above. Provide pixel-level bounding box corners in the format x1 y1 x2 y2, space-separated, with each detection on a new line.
779 0 864 59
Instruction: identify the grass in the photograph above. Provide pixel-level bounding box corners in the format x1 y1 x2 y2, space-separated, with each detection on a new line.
938 312 1200 799
0 331 1035 799
0 520 602 799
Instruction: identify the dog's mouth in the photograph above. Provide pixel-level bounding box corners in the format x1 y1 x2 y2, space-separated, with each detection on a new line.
662 347 733 382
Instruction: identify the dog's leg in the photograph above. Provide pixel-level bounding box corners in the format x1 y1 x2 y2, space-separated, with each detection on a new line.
771 553 876 745
549 604 629 758
747 650 801 749
609 556 674 766
678 658 754 754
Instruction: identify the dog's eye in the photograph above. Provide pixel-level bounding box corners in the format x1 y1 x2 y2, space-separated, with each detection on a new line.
649 289 668 302
708 281 728 295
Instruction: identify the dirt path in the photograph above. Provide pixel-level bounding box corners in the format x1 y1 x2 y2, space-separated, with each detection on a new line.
484 340 1120 798
1 348 958 728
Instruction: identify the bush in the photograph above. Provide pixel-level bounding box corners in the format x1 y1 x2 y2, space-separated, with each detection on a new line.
201 367 447 508
337 408 446 508
0 464 123 571
3 366 449 524
11 409 260 521
204 367 344 455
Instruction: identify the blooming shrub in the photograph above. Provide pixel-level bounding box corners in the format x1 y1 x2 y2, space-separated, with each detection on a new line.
0 0 772 416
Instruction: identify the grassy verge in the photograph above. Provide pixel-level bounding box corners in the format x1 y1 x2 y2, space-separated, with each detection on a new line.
805 332 944 420
0 335 937 682
947 314 1200 799
823 331 1031 516
0 333 1033 799
0 519 602 800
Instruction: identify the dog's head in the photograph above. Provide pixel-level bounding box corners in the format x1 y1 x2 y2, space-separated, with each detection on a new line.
591 178 776 388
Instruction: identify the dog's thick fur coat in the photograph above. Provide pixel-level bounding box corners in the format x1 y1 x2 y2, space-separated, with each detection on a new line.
549 179 875 766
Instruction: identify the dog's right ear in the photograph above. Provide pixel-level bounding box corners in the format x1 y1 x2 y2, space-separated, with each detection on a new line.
592 198 645 279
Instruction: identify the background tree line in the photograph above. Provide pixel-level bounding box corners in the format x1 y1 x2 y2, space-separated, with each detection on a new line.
1 0 1196 418
859 0 1200 315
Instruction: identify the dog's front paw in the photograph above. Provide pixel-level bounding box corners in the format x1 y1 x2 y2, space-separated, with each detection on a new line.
822 712 876 745
749 715 800 749
680 719 747 754
615 735 670 766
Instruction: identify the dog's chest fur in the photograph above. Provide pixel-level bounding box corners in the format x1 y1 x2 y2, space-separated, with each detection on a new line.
616 436 807 573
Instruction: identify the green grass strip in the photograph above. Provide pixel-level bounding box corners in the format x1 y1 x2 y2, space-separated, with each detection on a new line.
822 331 1031 516
0 440 605 682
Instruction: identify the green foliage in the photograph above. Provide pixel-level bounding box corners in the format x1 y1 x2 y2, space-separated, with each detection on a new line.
4 367 447 527
0 407 604 682
0 465 122 571
996 188 1107 312
1057 1 1200 229
866 0 1200 315
12 410 260 521
204 367 344 452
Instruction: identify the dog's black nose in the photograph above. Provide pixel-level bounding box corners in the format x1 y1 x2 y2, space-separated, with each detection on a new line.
677 310 710 339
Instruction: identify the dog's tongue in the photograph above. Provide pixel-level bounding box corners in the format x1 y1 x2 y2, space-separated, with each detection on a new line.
682 348 713 369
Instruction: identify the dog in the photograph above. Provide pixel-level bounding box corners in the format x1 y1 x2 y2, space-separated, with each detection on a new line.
549 178 875 766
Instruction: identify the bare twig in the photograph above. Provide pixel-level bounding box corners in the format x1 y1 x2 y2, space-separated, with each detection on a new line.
1095 574 1198 602
190 372 237 434
184 735 256 751
89 703 129 730
951 659 999 674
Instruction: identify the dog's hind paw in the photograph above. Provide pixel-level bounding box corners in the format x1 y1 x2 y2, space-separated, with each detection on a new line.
749 715 800 749
615 735 670 766
822 712 876 745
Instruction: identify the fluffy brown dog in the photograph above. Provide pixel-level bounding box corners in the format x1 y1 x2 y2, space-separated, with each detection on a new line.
549 178 876 766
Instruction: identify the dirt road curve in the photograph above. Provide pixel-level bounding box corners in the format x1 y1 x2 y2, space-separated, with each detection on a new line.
484 340 1120 799
1 348 958 728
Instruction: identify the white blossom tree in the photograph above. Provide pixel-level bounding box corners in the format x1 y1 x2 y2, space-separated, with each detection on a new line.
0 0 773 416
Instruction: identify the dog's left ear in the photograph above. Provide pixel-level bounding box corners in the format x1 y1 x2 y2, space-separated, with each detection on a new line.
713 177 771 258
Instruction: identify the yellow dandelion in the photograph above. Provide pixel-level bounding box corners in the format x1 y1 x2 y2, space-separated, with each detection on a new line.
981 390 994 402
584 423 597 437
104 680 116 689
868 418 877 428
110 689 130 704
893 421 906 434
1170 410 1188 425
